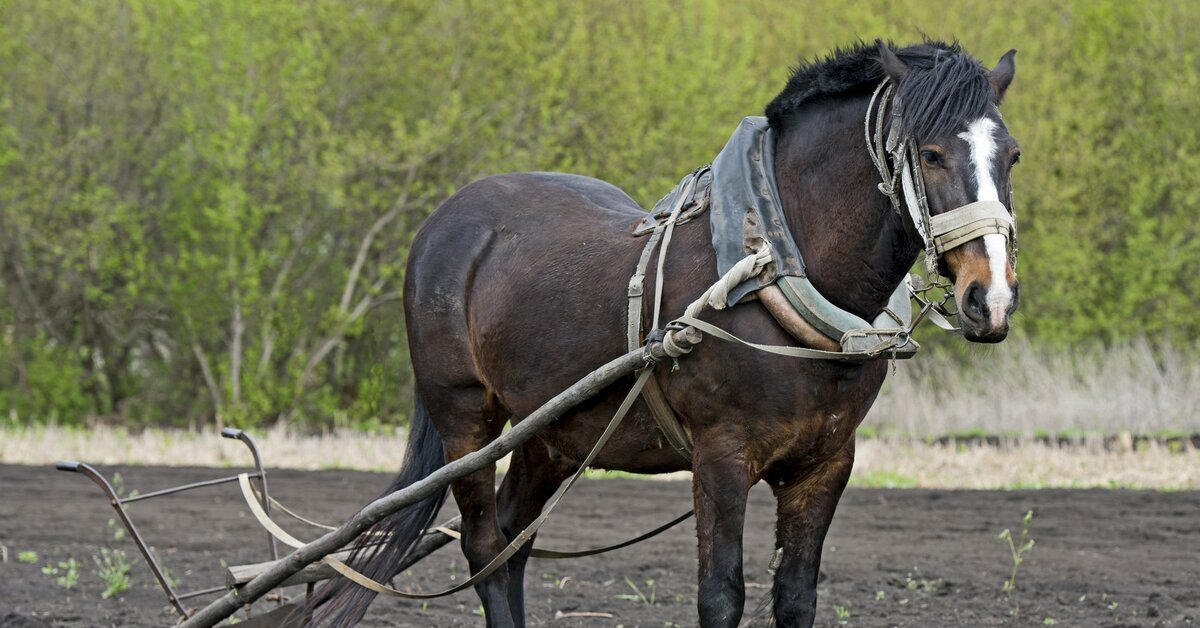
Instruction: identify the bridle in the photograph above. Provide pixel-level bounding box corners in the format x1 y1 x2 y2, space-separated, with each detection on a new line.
864 78 1018 279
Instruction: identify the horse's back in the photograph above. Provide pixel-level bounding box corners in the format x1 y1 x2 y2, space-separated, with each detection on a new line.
404 172 648 406
420 172 643 233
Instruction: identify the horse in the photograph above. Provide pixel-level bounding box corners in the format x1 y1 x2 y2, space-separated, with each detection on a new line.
310 39 1021 628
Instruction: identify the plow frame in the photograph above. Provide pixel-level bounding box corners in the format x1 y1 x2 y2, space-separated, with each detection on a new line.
56 428 283 621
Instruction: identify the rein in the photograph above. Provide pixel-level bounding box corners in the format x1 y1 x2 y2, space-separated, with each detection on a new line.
238 368 699 600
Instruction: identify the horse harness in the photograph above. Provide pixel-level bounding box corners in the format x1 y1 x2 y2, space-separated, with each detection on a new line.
627 78 1018 459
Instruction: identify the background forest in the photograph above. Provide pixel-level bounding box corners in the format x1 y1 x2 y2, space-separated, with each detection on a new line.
1 0 1197 435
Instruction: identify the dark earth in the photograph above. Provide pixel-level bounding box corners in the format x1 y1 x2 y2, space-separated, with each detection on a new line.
1 463 1197 627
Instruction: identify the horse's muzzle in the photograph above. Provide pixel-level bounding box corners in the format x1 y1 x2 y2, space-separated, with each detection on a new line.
958 280 1019 343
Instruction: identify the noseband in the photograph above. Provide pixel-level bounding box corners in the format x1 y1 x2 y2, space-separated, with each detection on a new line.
864 79 1018 275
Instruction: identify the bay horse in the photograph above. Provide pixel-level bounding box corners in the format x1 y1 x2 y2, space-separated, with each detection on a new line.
312 40 1020 627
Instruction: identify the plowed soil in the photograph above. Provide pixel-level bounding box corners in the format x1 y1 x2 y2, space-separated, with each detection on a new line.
1 464 1197 627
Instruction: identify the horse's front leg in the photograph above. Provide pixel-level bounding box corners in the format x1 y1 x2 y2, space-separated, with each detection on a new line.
691 438 755 627
767 439 855 627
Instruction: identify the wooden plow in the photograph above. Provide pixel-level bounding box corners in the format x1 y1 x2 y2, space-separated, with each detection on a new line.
58 333 700 628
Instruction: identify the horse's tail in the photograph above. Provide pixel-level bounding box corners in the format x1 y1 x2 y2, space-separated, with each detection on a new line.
304 393 448 627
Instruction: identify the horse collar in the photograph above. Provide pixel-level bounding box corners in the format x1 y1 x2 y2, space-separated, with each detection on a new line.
639 118 921 358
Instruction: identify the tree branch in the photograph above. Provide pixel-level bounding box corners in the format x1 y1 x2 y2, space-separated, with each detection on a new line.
339 208 399 316
192 342 223 430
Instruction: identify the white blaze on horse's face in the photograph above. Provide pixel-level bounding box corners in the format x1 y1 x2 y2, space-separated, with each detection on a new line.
933 108 1020 343
957 115 1014 330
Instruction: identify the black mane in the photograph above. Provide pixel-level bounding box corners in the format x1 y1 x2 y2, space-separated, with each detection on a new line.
765 40 994 140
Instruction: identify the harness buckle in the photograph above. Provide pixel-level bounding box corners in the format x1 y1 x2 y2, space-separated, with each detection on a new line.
627 274 645 298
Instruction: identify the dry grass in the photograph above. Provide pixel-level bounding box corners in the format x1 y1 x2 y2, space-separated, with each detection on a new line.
2 425 1196 490
852 437 1199 490
0 424 413 472
867 336 1200 437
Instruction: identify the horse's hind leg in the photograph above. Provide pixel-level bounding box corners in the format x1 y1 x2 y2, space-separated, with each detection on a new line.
435 387 518 628
495 440 579 626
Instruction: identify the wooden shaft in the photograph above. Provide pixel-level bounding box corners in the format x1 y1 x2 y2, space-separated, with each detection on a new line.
180 339 695 628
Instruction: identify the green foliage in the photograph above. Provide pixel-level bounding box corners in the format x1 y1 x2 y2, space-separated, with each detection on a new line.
0 333 92 425
0 0 1197 428
17 550 38 564
41 557 81 590
93 547 132 599
849 469 919 488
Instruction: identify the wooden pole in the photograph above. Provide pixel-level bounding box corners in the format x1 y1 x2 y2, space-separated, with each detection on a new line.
180 333 699 628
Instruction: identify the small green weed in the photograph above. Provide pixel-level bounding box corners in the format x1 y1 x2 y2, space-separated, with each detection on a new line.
41 558 81 589
903 567 943 593
18 550 39 564
106 518 127 542
999 510 1035 594
834 605 851 619
93 548 132 599
160 564 180 589
614 577 656 605
146 547 179 588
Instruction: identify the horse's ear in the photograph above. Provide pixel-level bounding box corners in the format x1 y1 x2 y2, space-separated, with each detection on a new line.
989 49 1017 104
875 39 908 82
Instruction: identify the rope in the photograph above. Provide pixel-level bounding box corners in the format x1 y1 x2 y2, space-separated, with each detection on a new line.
239 369 656 600
253 496 694 561
432 511 694 560
681 242 772 318
266 496 338 531
675 316 902 360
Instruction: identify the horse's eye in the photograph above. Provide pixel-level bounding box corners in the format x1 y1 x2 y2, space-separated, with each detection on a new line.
920 150 943 167
1010 151 1021 167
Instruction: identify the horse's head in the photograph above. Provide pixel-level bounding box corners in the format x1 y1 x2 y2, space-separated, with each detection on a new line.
877 41 1020 343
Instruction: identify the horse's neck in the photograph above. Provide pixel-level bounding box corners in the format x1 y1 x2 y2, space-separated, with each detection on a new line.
772 97 918 320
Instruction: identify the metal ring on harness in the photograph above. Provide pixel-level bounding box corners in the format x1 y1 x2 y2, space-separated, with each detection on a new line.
642 328 667 367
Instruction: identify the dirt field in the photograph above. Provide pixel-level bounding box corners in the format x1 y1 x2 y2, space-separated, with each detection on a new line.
1 464 1197 627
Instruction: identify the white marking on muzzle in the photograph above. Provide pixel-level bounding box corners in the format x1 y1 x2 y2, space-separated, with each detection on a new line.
958 117 1013 328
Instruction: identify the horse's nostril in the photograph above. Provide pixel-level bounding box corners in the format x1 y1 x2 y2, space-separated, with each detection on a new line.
964 282 988 322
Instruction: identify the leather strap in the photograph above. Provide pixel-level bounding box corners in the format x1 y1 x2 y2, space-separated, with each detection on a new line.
930 200 1013 254
253 494 693 561
432 510 694 559
627 227 664 352
240 368 656 599
639 378 692 457
626 173 698 459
